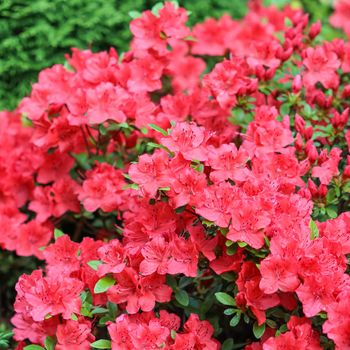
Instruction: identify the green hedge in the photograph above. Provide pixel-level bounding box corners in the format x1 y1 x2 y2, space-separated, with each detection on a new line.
0 0 248 111
0 0 339 110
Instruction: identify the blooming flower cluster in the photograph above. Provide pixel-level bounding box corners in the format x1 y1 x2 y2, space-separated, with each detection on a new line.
2 1 350 349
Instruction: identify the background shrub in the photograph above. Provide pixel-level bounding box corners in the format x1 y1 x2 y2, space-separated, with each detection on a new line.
0 0 339 110
0 0 249 111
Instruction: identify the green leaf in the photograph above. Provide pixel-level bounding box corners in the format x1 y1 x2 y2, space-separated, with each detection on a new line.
253 322 266 339
220 272 235 282
151 2 164 15
278 324 288 333
71 313 78 321
107 301 118 318
141 127 149 134
266 319 277 328
237 241 247 248
88 260 103 271
148 123 168 136
303 103 312 116
99 124 107 135
99 315 114 325
80 290 91 304
54 228 64 240
175 205 186 214
44 336 56 350
224 308 236 316
169 0 179 8
147 142 165 150
128 10 141 19
80 306 92 318
225 240 234 247
284 17 293 27
222 338 234 350
264 235 270 248
166 275 177 289
94 276 116 294
0 331 13 345
280 102 291 116
179 277 192 289
123 183 139 190
226 245 237 256
175 290 189 306
24 346 45 350
91 339 112 349
91 307 109 315
318 312 327 319
309 218 319 240
259 86 271 95
21 114 33 127
326 206 337 219
184 35 197 42
215 292 236 306
230 312 241 327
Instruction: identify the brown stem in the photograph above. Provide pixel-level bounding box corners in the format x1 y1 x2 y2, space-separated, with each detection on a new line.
73 219 84 242
80 126 92 157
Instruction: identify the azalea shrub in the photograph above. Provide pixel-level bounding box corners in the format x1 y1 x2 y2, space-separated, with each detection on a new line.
2 0 350 349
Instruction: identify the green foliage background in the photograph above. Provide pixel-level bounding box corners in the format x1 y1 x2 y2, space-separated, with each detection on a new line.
0 0 249 111
0 0 337 111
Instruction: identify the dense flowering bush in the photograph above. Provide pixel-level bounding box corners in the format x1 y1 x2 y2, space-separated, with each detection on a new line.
2 0 350 349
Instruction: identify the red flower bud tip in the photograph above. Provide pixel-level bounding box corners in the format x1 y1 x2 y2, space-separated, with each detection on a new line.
295 113 305 133
343 165 350 179
306 142 318 163
344 157 350 178
345 131 350 151
309 21 321 40
319 149 328 164
342 85 350 98
292 12 309 29
304 126 313 140
292 74 302 93
295 133 303 151
308 179 318 196
340 108 350 129
319 184 328 197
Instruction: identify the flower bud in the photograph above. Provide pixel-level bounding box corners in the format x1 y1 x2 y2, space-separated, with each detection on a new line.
295 133 303 151
292 75 302 93
309 21 321 40
319 184 328 197
304 126 313 140
342 85 350 98
308 179 318 196
345 131 350 151
306 141 318 163
295 113 305 133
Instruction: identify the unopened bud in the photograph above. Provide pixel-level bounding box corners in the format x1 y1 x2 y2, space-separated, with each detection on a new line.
292 75 302 93
308 179 318 196
306 141 318 163
319 184 328 197
295 113 305 133
295 133 303 151
309 21 321 40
